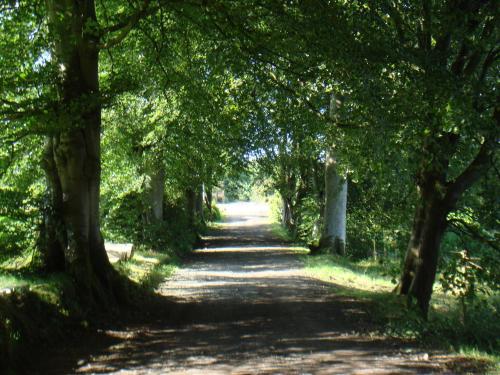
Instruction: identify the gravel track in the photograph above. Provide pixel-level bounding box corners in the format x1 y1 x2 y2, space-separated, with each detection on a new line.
31 202 470 374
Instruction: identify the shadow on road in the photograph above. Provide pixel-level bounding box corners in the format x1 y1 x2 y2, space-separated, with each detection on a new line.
28 202 471 374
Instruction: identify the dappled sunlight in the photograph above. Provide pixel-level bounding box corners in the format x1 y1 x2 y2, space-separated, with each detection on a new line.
217 218 272 228
195 245 304 252
35 201 468 374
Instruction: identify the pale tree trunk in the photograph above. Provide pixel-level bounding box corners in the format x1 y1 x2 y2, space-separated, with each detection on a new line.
281 195 293 229
317 93 347 255
146 164 165 222
44 0 116 303
310 159 323 239
319 152 347 254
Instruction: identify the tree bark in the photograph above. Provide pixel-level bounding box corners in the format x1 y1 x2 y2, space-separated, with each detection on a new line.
281 195 294 229
146 164 165 222
194 184 204 223
319 152 347 255
44 0 116 303
399 134 496 317
399 175 449 316
204 185 213 213
185 187 196 227
40 138 66 272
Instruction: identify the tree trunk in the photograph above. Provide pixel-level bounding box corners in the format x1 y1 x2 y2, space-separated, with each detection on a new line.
194 184 204 223
40 138 66 272
146 164 165 222
281 195 293 229
372 239 377 261
319 152 347 255
399 181 448 316
399 128 495 317
44 0 116 303
204 185 213 213
398 132 457 316
185 187 196 227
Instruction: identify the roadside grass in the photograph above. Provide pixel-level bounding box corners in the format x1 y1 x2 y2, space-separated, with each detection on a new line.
302 253 500 371
1 250 75 309
270 222 294 242
114 247 179 291
1 246 180 297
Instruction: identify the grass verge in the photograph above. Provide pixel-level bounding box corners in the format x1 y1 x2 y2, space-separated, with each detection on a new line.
114 247 179 291
302 253 499 372
270 222 294 242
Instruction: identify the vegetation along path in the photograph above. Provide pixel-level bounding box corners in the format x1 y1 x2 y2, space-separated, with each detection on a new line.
34 203 476 374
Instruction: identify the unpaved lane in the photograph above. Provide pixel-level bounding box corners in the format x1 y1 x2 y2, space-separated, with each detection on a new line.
36 202 459 374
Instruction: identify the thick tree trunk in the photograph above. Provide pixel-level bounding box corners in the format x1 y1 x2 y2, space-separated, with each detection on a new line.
40 138 66 272
398 132 457 316
399 128 494 317
319 152 347 255
44 0 116 303
399 181 448 316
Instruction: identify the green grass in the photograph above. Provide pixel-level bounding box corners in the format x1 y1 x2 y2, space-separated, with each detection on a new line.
1 246 180 296
1 245 181 373
270 222 294 242
114 248 179 291
303 254 395 293
302 253 500 370
0 268 74 308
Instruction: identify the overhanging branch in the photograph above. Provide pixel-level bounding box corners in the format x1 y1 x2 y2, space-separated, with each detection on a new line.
98 0 154 49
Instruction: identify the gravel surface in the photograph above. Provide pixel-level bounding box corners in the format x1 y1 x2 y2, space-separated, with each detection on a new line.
30 202 475 374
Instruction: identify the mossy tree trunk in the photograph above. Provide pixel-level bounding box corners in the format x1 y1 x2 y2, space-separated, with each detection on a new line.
42 0 117 304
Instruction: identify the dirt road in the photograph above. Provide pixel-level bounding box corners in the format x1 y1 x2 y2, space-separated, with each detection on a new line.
33 202 466 374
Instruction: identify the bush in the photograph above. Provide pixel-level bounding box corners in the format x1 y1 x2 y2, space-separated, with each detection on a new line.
294 196 321 244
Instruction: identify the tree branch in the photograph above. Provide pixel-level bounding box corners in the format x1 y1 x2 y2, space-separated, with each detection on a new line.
98 0 154 49
449 218 500 251
445 134 498 207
